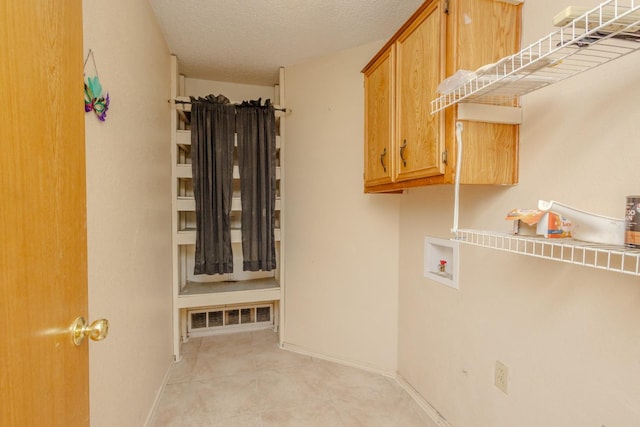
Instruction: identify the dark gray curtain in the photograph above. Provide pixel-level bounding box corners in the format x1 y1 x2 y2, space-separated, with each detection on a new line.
191 95 235 275
236 99 277 271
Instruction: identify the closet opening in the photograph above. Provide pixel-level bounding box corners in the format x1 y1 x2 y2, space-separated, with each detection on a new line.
170 56 286 360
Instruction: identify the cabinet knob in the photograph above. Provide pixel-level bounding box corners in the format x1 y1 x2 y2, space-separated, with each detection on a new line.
400 140 407 167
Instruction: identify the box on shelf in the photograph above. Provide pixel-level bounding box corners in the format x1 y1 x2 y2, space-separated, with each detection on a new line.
506 209 572 238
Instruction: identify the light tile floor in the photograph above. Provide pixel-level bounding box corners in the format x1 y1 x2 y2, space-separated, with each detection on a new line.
151 329 436 426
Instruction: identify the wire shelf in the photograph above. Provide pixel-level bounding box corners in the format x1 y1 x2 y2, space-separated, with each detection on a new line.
455 229 640 276
431 0 640 113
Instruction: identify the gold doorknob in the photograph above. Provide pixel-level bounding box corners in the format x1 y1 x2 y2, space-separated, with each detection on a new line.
70 317 109 346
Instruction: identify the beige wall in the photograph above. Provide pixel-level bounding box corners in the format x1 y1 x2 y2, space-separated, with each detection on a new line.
81 0 640 424
184 78 275 103
83 1 173 426
284 42 400 372
398 1 640 426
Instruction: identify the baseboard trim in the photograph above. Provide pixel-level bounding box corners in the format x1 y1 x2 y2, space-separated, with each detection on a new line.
395 374 452 427
280 342 449 427
281 341 397 378
143 355 174 427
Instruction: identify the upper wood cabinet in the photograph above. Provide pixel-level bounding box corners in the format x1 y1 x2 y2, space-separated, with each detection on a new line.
395 0 444 184
362 0 522 193
363 48 394 187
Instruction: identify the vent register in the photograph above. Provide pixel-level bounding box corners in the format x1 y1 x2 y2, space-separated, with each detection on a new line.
188 303 274 336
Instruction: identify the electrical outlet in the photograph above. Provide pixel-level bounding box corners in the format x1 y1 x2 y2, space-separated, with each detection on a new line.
495 360 509 394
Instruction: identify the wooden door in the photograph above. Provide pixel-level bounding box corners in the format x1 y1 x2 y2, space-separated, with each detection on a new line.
363 47 394 189
0 1 89 426
395 0 445 182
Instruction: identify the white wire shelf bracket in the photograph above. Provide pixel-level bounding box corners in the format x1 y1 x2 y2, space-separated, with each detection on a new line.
431 0 640 113
455 229 640 276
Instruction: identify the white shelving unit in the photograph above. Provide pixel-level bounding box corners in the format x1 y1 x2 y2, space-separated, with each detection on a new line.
431 0 640 112
429 0 640 276
456 230 640 276
170 57 286 360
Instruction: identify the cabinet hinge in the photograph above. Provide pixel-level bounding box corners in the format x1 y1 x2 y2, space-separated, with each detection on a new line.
444 0 449 14
442 150 448 165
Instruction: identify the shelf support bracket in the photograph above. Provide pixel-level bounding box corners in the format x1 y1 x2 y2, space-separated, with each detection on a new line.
452 121 463 236
457 104 522 125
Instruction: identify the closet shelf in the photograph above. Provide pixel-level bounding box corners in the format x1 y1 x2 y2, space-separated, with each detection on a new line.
455 229 640 276
176 130 281 150
431 0 640 113
176 197 282 212
176 277 281 309
176 130 190 148
176 228 281 245
175 164 281 180
176 197 195 211
175 164 192 178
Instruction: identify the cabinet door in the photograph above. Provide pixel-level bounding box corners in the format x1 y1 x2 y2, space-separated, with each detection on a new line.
363 48 393 188
395 0 444 182
448 0 521 185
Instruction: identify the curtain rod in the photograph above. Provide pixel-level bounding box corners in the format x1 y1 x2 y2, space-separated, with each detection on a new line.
170 99 288 113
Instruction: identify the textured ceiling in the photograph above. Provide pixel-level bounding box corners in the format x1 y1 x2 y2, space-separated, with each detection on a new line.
148 0 424 85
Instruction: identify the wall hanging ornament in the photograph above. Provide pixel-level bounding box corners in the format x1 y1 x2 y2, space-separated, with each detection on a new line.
83 49 110 121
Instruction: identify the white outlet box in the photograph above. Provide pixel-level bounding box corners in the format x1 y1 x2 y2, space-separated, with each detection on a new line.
424 236 459 289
